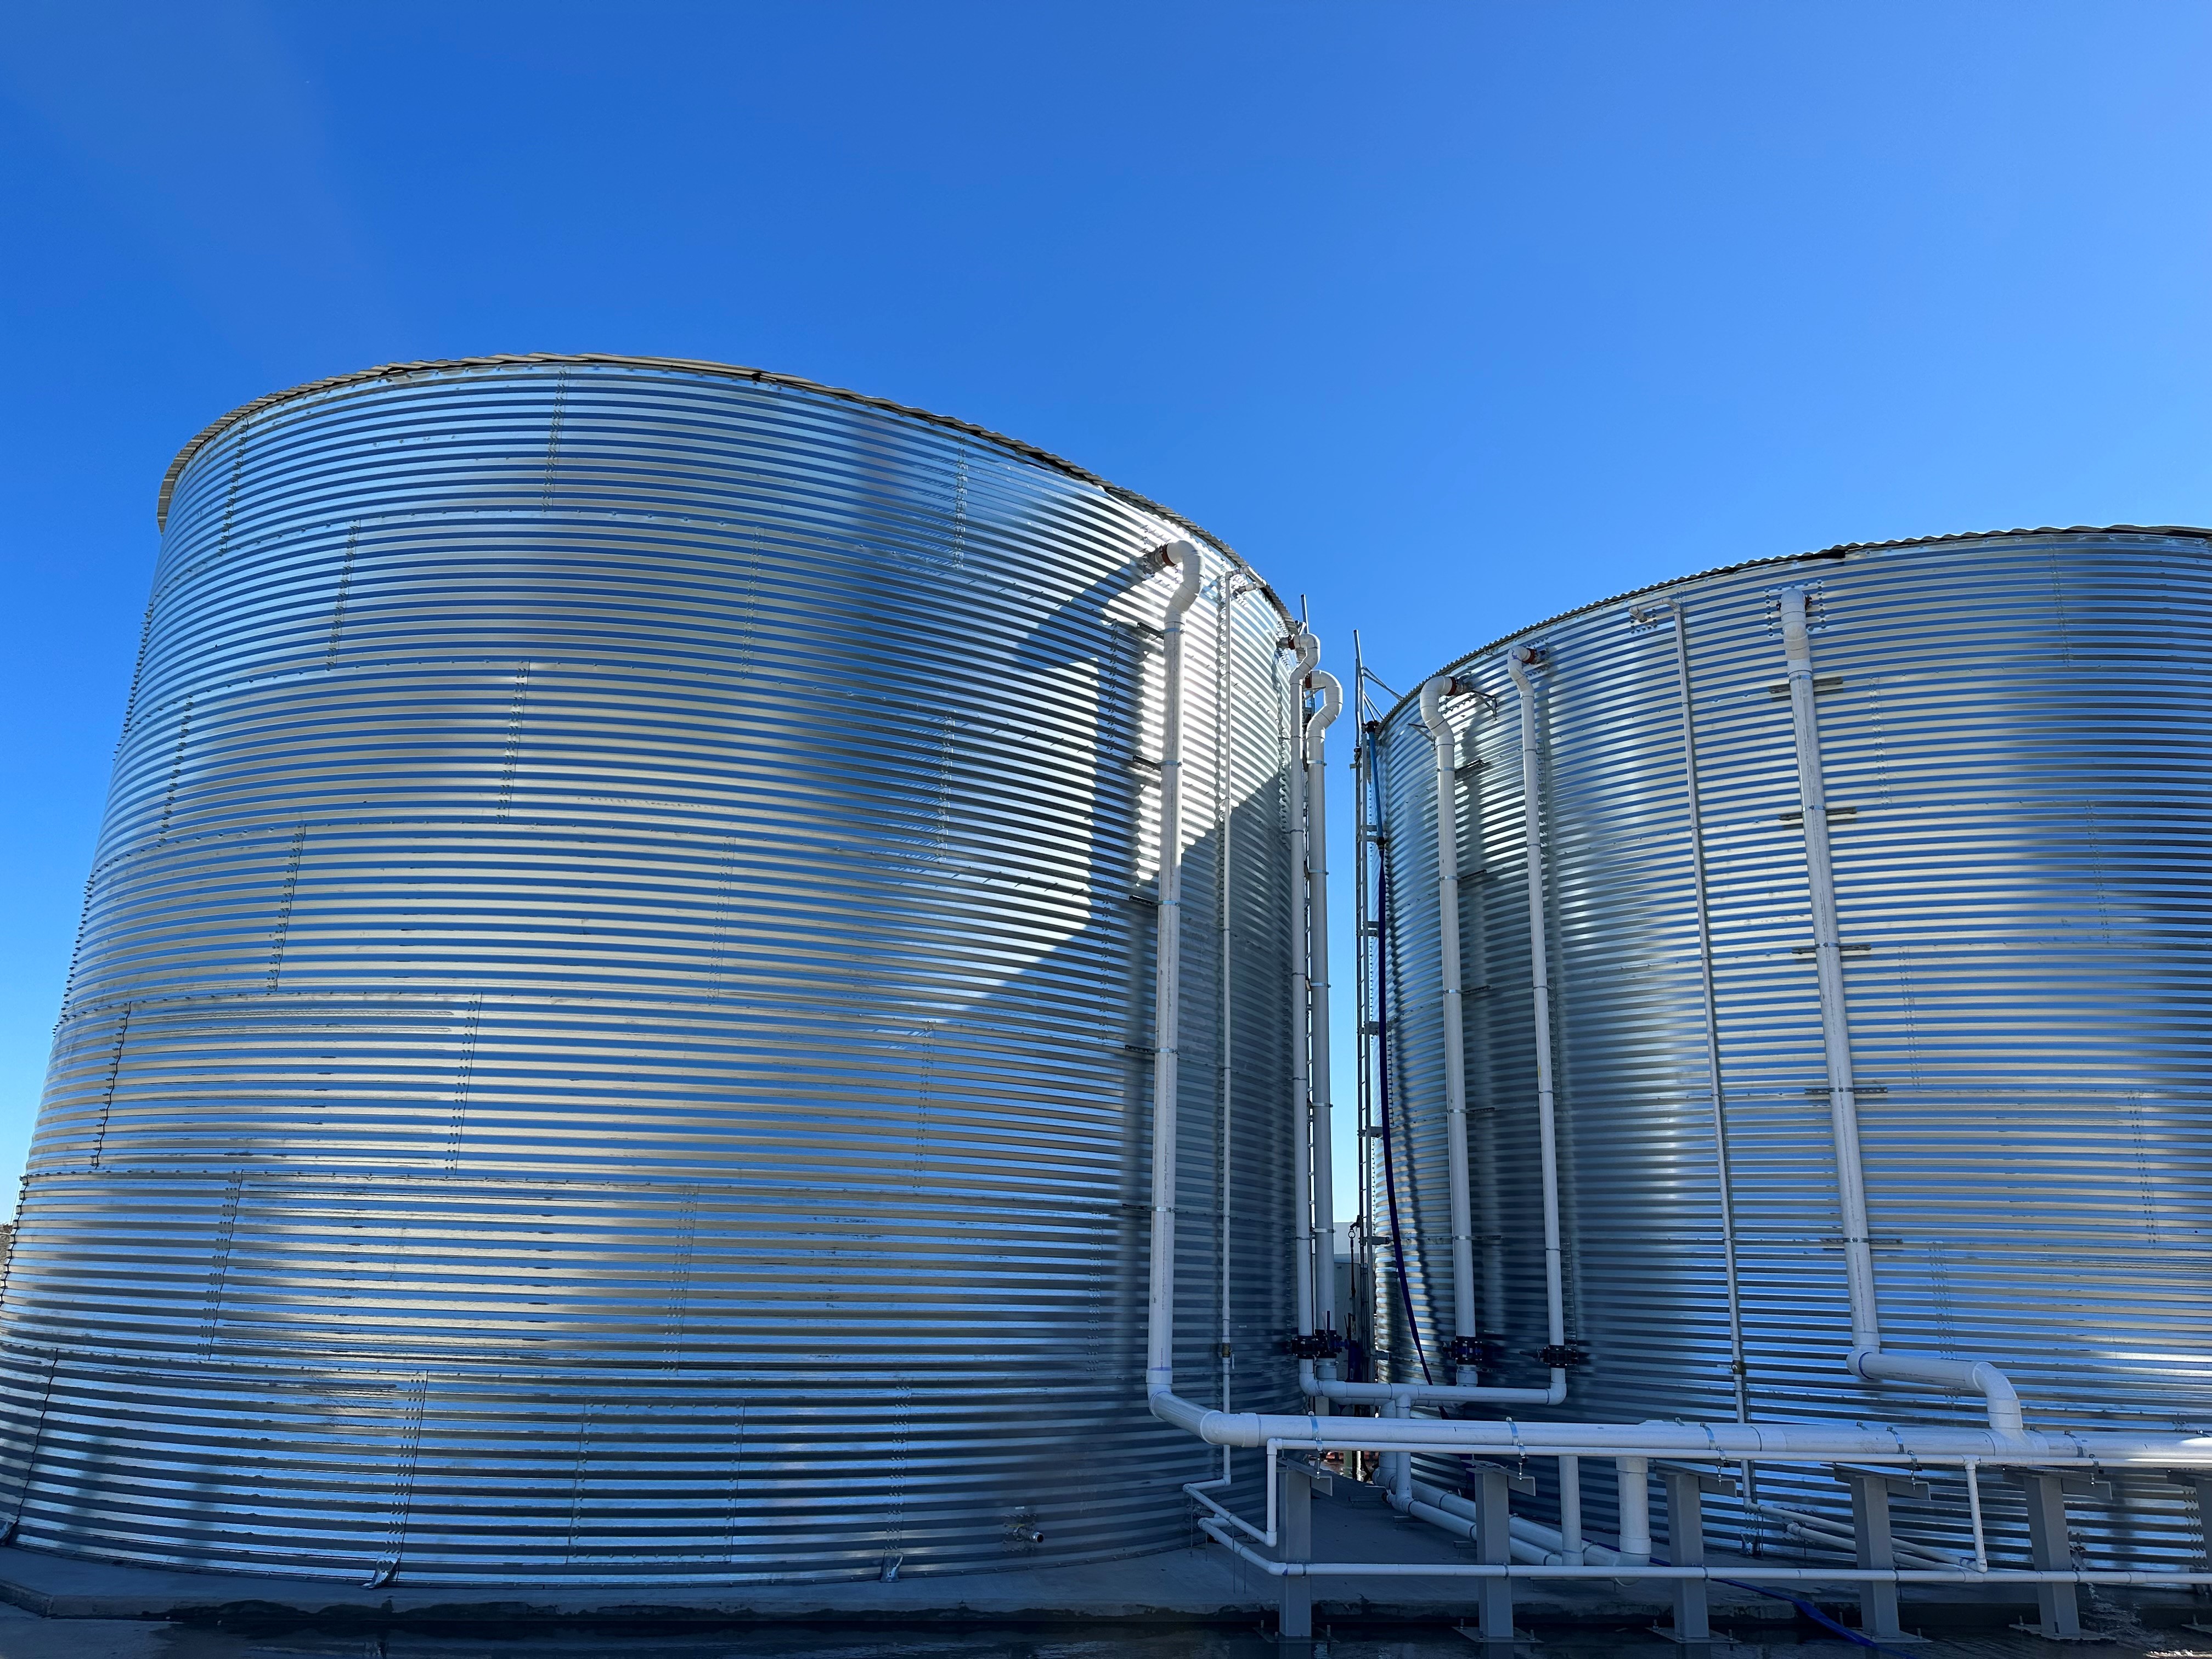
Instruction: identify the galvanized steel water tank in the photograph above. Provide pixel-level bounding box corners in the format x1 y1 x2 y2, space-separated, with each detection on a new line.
2 356 1303 1582
1366 526 2212 1565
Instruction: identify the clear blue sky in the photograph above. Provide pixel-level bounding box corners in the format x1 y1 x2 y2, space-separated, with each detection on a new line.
4 2 2209 1200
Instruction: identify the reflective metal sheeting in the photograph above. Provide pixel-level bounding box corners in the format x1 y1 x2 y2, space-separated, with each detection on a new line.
1370 529 2212 1568
2 358 1301 1583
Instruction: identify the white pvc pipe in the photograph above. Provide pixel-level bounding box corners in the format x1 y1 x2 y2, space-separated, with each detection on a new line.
1778 586 2023 1438
1199 575 1238 1494
1506 1511 1619 1567
1417 674 1480 1380
1153 1394 2212 1465
1403 1483 1620 1567
1144 541 1204 1404
1307 1376 1562 1406
1504 647 1569 1386
1287 629 1322 1387
1615 1455 1651 1565
1304 663 1343 1351
1739 1494 1965 1570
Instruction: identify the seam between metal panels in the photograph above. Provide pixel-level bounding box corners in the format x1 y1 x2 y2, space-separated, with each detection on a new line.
153 352 1294 625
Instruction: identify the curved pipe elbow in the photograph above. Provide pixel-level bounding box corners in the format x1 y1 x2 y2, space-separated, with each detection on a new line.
1505 644 1541 697
1850 1348 2028 1440
1290 625 1322 682
1304 669 1343 763
1156 539 1203 620
1306 668 1343 732
1148 1389 1278 1447
1418 674 1458 735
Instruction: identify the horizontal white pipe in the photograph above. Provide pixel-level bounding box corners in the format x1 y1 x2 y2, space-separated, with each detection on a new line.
1506 1512 1621 1567
1306 1376 1568 1406
1853 1351 2025 1438
1739 1494 1964 1568
1407 1479 1622 1567
1153 1393 2201 1463
1187 1472 1274 1550
1398 1487 1556 1567
1197 1521 2212 1584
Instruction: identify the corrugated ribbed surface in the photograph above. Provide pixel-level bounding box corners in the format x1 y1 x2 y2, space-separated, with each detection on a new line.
1369 529 2212 1568
1 359 1300 1582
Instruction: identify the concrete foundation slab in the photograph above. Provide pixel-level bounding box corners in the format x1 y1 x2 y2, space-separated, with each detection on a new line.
0 1479 2191 1640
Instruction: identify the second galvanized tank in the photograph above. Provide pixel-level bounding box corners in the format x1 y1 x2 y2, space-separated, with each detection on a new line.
1 356 1301 1582
1364 526 2212 1567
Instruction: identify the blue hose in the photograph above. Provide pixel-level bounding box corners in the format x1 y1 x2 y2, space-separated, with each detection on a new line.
1712 1575 1928 1657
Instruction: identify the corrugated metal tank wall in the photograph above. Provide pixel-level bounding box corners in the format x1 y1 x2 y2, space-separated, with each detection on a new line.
1368 527 2212 1567
0 357 1301 1583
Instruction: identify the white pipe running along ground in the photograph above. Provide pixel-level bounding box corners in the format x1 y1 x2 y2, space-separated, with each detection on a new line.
1778 587 2024 1438
1144 541 1204 1406
1405 1480 1613 1567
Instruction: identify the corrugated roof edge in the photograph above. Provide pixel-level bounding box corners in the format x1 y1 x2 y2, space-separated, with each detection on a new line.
1375 523 2212 729
156 352 1295 625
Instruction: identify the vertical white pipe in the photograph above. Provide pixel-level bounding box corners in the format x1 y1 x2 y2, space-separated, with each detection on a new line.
1558 1453 1583 1565
1306 666 1344 1350
1145 542 1205 1403
1389 1396 1413 1510
1287 631 1321 1374
1418 675 1480 1380
1214 579 1236 1474
1778 589 2025 1435
1504 648 1567 1359
1965 1459 1988 1573
1616 1456 1651 1565
1778 589 1880 1357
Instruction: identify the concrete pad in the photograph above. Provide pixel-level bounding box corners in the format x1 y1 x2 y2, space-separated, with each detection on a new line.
0 1482 2164 1638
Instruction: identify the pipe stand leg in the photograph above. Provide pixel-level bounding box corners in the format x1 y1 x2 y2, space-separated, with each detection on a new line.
1278 1461 1313 1641
1658 1469 1712 1643
1472 1464 1516 1641
2015 1471 2081 1640
1846 1472 1918 1643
